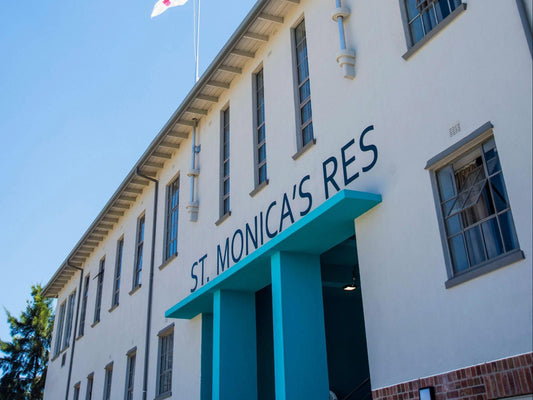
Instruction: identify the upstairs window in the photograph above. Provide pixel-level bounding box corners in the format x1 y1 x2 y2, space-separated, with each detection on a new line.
165 178 179 261
111 238 123 307
254 69 268 187
133 216 145 288
220 108 231 217
93 258 105 324
53 301 66 357
125 350 136 400
62 290 76 350
157 326 174 397
427 124 524 287
103 362 113 400
85 373 93 400
78 275 90 337
294 19 314 150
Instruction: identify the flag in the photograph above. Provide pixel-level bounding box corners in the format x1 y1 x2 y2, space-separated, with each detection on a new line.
151 0 188 18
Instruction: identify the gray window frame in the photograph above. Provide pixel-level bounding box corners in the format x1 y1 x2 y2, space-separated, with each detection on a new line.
124 349 136 400
73 382 81 400
219 107 231 220
291 18 315 159
111 237 124 309
251 67 269 195
133 215 145 289
164 177 179 261
103 362 113 400
399 0 467 60
53 300 66 358
93 257 105 324
426 121 524 288
62 290 76 350
85 373 94 400
156 324 174 398
78 274 90 337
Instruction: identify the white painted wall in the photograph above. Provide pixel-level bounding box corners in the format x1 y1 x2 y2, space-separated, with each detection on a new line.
44 0 533 398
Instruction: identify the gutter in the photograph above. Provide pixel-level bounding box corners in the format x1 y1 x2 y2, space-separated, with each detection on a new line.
64 261 84 400
135 168 159 400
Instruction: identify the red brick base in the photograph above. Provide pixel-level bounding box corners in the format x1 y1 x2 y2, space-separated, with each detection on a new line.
372 352 532 400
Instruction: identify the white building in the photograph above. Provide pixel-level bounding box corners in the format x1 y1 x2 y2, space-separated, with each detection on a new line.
43 1 533 399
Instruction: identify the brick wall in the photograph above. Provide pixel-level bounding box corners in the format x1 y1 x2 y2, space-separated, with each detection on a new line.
372 352 532 400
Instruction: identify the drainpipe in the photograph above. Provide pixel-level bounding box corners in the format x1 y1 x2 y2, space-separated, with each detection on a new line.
135 168 159 400
64 261 84 400
186 119 200 222
332 0 356 79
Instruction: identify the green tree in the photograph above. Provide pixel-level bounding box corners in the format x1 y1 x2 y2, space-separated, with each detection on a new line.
0 285 54 400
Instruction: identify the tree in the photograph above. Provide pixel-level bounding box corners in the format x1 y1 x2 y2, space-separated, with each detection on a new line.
0 285 54 400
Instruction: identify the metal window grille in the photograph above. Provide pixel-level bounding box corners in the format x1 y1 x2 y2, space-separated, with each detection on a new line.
62 291 76 349
158 333 174 395
103 365 113 400
112 238 123 306
294 20 313 147
405 0 462 45
94 258 105 323
53 302 66 357
221 108 230 215
133 216 144 287
165 178 179 260
125 353 136 400
436 138 519 274
255 70 267 185
78 275 89 336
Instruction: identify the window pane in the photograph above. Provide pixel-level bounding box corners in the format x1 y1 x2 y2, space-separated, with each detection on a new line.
489 174 508 212
405 0 419 20
299 80 310 102
481 218 504 259
437 166 456 201
435 0 451 21
259 165 267 184
409 17 425 44
445 214 462 236
499 211 518 252
302 124 314 146
301 102 312 124
421 7 437 33
461 185 494 226
449 234 469 273
465 226 486 266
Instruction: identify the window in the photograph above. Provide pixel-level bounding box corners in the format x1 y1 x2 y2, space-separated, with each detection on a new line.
157 327 174 397
78 275 89 336
73 382 81 400
133 216 144 288
220 108 231 217
294 19 314 150
112 238 123 307
85 373 93 400
62 290 76 350
401 0 465 53
165 178 179 261
427 124 523 287
103 363 113 400
94 258 105 324
53 301 66 357
125 351 136 400
254 69 268 187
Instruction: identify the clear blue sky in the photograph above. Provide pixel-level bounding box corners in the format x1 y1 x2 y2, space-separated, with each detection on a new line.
0 0 255 345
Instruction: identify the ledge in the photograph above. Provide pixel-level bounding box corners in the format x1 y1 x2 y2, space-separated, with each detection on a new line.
402 3 467 60
108 303 119 313
159 253 178 271
445 249 525 289
129 284 142 296
75 334 83 342
250 179 269 197
292 138 316 160
90 320 100 328
215 212 231 226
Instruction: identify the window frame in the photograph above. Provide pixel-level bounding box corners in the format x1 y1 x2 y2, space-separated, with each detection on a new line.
103 362 113 400
164 177 180 261
399 0 467 60
251 67 269 195
426 122 524 288
111 237 124 309
93 257 105 325
124 348 136 400
73 382 81 400
85 373 94 400
62 290 76 350
133 215 145 289
156 324 174 398
219 106 231 221
53 300 66 358
78 274 90 337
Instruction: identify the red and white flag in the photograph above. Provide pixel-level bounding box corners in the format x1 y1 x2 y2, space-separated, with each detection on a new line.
151 0 188 18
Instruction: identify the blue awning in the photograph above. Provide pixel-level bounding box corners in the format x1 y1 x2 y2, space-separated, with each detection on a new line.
165 189 382 319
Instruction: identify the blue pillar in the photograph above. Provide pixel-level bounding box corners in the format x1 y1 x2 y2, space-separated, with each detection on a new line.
271 252 329 400
200 313 213 400
212 290 257 400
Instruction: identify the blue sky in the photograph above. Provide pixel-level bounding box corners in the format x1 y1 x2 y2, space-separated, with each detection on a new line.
0 0 255 345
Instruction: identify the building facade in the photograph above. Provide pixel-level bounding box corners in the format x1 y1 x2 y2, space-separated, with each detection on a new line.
43 0 533 399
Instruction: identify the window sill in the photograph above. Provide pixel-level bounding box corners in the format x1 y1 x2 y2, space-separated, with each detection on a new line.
90 320 100 328
76 334 83 342
159 253 178 271
129 285 142 296
249 179 269 197
154 391 172 400
292 138 316 160
108 304 119 313
445 249 525 289
402 3 467 61
215 211 231 226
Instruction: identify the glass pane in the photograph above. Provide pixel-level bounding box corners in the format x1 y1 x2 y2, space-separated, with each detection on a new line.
302 123 314 146
481 218 504 259
298 61 309 83
445 214 461 236
223 179 230 195
409 17 425 44
449 234 469 273
299 80 310 102
259 165 267 183
257 103 264 124
223 160 229 177
437 166 456 201
301 102 312 124
460 185 494 226
483 138 501 175
489 174 508 212
421 7 437 33
257 125 265 143
451 0 461 10
258 144 266 163
435 0 451 21
499 211 518 252
465 226 486 266
405 0 419 20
